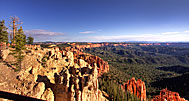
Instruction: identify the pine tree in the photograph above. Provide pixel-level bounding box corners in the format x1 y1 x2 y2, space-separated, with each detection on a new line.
27 35 34 44
0 20 9 43
11 26 26 71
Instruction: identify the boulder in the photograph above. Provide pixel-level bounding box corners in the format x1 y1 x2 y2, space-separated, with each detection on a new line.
27 82 45 99
41 88 54 101
0 49 9 61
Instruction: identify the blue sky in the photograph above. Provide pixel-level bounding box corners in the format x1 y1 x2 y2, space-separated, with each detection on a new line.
1 0 189 42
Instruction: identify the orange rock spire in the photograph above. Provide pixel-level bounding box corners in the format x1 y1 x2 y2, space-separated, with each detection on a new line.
151 88 187 101
122 77 146 101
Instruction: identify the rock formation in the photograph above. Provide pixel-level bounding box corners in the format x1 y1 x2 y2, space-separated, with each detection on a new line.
151 88 187 101
79 55 109 76
25 44 41 49
72 43 131 49
121 77 146 101
64 47 109 76
0 49 9 61
0 46 108 101
70 43 174 50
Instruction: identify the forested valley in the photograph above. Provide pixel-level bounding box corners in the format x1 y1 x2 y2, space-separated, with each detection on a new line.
83 44 189 99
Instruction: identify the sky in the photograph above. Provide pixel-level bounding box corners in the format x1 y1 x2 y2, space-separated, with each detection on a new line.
1 0 189 42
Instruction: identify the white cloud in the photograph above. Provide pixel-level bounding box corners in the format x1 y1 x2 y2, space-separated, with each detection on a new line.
6 29 189 42
7 29 65 42
78 30 189 42
84 32 189 42
80 31 96 34
24 29 64 36
7 29 64 36
161 32 180 35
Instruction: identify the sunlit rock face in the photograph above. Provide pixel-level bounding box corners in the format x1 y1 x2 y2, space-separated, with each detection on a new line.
71 42 173 49
75 54 109 77
0 46 108 101
72 43 131 49
65 47 109 77
121 77 146 101
151 88 187 101
0 49 9 61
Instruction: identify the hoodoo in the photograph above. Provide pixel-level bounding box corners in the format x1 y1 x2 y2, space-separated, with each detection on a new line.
151 88 187 101
121 77 146 101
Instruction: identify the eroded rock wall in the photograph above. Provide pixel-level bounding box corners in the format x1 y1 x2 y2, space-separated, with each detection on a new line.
121 77 146 101
71 43 172 49
65 47 109 76
72 43 131 49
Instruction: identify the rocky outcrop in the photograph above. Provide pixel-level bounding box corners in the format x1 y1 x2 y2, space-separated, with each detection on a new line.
151 88 187 101
75 54 109 77
0 47 108 101
121 77 146 101
41 88 54 101
27 82 46 99
0 49 9 61
25 44 41 49
81 55 109 76
64 47 109 76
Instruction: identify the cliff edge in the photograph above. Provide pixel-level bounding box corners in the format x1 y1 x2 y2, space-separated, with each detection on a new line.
0 46 108 101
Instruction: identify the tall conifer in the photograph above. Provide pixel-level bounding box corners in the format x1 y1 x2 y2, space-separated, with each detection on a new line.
0 20 8 43
11 26 26 71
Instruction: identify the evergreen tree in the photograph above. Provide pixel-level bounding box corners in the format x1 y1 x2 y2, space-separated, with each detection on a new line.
99 73 139 101
0 20 9 43
11 26 26 71
27 35 34 44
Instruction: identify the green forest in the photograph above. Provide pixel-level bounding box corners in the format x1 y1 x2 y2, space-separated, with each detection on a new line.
83 44 189 100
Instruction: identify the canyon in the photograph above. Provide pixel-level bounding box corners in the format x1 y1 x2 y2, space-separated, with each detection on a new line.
70 43 171 49
0 44 188 101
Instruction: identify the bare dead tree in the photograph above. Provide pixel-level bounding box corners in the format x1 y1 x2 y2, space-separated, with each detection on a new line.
9 16 23 43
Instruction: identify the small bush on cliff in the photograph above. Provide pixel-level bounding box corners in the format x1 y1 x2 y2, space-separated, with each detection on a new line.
41 55 48 67
11 26 26 71
57 43 72 48
27 35 34 44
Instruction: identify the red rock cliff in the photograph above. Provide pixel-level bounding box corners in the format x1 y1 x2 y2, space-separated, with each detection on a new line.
151 88 187 101
121 77 146 101
71 43 174 49
72 43 131 49
64 47 109 76
78 55 109 76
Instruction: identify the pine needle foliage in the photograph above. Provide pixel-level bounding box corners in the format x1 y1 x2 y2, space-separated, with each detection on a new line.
27 36 34 44
11 26 26 71
0 20 8 43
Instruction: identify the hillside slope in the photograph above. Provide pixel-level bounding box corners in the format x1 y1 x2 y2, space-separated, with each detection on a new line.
0 47 108 101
